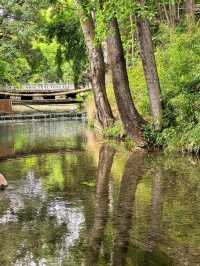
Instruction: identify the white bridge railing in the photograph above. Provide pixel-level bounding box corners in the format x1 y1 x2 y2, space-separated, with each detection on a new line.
0 83 75 92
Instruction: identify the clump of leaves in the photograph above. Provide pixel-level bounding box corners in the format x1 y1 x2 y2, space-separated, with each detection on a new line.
103 121 123 139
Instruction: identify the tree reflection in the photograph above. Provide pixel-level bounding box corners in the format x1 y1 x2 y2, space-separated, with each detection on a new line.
112 152 145 266
86 144 115 266
147 167 164 250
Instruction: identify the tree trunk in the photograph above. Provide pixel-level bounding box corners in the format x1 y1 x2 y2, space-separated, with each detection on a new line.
136 14 163 130
186 0 195 30
106 18 146 146
130 14 135 64
156 2 164 23
77 3 114 128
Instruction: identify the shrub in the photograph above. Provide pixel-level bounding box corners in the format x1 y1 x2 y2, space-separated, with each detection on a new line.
103 121 123 139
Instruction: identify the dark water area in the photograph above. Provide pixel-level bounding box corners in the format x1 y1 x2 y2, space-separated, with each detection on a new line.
0 121 200 266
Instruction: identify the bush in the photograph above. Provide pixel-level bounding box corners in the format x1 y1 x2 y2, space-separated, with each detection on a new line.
129 25 200 152
103 121 123 139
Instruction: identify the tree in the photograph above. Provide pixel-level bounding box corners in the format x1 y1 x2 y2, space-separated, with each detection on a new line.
75 0 115 128
106 17 146 146
136 1 163 130
0 0 56 84
46 3 88 86
186 0 195 30
154 1 183 26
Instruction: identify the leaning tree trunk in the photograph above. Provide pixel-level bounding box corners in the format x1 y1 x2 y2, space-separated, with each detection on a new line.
107 18 146 146
77 3 114 129
136 7 163 130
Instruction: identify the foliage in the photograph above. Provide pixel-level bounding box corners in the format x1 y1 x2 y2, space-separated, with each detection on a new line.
156 26 200 152
46 1 88 85
0 0 49 84
126 25 200 152
0 0 88 85
103 121 123 139
143 124 159 148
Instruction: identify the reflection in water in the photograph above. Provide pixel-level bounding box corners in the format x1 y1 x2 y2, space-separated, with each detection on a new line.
147 166 164 250
86 144 115 266
0 121 200 265
0 121 95 265
0 121 87 160
112 152 145 266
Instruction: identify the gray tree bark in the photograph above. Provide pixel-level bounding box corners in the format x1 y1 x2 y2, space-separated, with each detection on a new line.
107 18 146 146
77 2 114 128
136 7 163 130
186 0 195 29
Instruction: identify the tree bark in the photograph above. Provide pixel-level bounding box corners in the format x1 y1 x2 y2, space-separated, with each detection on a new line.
186 0 195 30
106 18 146 146
77 3 114 128
136 12 163 130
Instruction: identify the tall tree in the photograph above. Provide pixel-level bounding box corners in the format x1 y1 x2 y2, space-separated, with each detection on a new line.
153 1 184 26
75 0 115 129
46 4 88 86
186 0 195 29
136 0 163 130
106 17 146 146
0 0 49 84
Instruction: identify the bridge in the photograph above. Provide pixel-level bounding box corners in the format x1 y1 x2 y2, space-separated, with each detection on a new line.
0 83 91 119
0 83 91 105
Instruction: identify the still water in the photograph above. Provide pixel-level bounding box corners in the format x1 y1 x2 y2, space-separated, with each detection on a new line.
0 121 200 266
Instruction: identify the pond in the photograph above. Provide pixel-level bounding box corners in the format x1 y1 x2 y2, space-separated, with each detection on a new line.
0 120 200 266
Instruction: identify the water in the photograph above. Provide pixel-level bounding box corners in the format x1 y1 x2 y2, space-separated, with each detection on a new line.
0 121 200 265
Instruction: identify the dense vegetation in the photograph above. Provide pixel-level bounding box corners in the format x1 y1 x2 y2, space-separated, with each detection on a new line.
0 0 87 85
1 0 200 152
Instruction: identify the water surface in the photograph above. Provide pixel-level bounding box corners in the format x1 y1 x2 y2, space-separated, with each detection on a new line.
0 121 200 266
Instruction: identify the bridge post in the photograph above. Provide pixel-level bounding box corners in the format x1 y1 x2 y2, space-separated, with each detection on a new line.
0 99 12 113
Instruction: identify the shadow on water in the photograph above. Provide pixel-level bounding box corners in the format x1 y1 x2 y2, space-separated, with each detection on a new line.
0 121 200 265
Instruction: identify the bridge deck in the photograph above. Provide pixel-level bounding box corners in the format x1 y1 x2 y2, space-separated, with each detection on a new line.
0 88 90 97
13 99 82 105
0 85 91 113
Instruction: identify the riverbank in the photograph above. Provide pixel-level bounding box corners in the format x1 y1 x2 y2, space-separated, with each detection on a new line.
85 27 200 154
